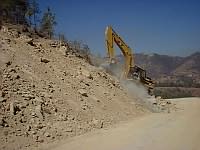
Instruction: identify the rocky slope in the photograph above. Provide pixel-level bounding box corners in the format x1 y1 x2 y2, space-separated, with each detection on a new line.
0 25 147 150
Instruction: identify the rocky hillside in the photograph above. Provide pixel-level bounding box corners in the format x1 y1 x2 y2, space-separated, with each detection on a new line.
135 53 183 78
0 25 147 150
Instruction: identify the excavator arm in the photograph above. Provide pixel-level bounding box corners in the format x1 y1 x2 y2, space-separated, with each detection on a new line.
105 26 134 77
105 26 155 94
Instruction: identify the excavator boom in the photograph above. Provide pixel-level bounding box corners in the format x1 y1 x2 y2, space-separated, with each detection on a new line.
105 26 154 94
105 26 134 77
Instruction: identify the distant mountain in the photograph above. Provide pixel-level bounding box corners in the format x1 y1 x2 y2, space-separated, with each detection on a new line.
134 53 183 78
172 52 200 76
105 52 200 88
135 52 200 78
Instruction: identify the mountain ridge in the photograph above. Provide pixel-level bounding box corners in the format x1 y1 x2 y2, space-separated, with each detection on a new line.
134 52 200 80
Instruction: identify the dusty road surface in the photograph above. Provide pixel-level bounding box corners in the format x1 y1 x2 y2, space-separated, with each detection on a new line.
44 97 200 150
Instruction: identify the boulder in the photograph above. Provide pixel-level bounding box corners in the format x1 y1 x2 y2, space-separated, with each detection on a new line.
0 117 6 127
41 58 50 63
50 41 59 47
10 102 16 115
65 127 73 132
78 89 88 97
79 68 93 79
35 104 44 120
44 132 51 137
0 96 5 102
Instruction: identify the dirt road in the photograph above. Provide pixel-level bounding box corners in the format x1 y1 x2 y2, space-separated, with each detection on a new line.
45 97 200 150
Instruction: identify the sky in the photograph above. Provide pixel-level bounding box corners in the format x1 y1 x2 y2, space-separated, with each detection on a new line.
39 0 200 57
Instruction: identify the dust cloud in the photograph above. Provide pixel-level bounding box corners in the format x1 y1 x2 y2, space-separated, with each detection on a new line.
100 62 149 101
91 55 155 109
121 80 149 100
89 54 164 112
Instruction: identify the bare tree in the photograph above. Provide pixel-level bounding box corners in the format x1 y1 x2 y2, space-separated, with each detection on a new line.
40 7 57 38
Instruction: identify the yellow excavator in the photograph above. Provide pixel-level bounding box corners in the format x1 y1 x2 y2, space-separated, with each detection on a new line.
105 26 154 94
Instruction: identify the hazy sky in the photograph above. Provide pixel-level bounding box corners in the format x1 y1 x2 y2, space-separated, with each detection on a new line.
39 0 200 56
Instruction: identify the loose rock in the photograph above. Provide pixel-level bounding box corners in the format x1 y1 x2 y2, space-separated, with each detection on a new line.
35 104 44 120
78 89 88 97
80 69 93 79
41 58 50 63
10 102 16 115
0 118 6 127
44 132 51 137
65 127 72 132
